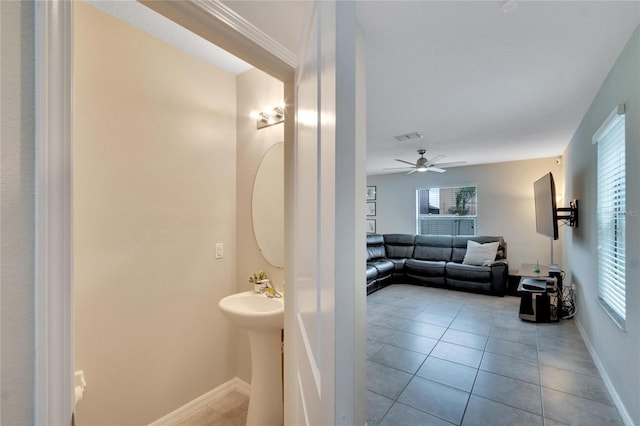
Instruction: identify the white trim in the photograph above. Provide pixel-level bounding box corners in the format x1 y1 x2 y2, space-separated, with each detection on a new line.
294 2 318 89
191 1 296 68
148 378 250 426
35 1 75 425
593 103 626 144
139 0 296 81
575 319 633 425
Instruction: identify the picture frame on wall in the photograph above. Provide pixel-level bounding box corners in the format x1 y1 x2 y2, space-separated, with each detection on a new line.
366 186 376 201
366 219 376 234
366 202 376 216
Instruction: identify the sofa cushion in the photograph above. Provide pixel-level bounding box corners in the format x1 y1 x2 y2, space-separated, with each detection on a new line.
405 259 447 287
367 234 386 261
384 234 416 258
389 258 406 273
369 259 394 275
413 235 453 261
446 262 492 282
366 265 379 282
452 236 506 263
462 240 500 266
446 277 491 294
405 259 446 277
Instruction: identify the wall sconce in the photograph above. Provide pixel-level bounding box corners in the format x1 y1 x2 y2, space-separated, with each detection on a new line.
256 106 284 129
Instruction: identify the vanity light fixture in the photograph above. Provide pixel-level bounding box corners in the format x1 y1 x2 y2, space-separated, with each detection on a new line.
256 106 285 129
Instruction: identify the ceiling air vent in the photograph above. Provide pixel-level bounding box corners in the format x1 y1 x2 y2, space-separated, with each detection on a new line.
394 132 423 141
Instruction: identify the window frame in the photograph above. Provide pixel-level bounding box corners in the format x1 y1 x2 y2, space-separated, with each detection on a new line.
416 185 478 236
593 104 626 330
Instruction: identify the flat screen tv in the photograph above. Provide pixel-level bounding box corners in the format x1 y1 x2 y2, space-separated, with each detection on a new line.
534 172 558 240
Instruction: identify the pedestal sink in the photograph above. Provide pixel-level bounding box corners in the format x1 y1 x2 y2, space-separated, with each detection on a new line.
218 291 283 426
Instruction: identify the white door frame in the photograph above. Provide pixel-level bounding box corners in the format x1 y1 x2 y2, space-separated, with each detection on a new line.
286 3 366 424
36 1 364 425
35 1 74 423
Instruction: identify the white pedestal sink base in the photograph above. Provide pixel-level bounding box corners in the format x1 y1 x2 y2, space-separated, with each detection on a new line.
246 328 283 426
217 292 284 426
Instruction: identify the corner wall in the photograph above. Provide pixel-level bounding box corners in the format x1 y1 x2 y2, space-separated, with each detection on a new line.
235 68 284 383
367 157 563 270
74 3 237 424
562 25 640 425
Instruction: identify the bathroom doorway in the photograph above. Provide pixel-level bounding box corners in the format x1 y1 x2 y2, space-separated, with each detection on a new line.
37 2 365 425
71 2 287 424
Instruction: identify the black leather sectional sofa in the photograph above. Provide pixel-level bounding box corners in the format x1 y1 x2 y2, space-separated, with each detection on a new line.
366 234 508 296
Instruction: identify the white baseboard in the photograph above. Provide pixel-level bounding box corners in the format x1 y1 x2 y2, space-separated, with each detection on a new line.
574 319 634 426
148 377 251 426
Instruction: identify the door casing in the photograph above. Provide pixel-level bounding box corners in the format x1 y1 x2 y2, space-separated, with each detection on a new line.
35 1 365 425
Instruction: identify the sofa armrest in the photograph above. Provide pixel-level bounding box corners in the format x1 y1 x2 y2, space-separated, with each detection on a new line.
489 260 509 295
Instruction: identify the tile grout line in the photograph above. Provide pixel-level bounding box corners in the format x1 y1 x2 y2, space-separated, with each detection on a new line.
537 323 548 426
456 299 483 426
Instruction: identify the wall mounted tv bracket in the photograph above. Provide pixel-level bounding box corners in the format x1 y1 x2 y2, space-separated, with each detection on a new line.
557 199 579 227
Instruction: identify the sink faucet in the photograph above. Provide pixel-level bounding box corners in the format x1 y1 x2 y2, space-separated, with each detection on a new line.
260 280 282 298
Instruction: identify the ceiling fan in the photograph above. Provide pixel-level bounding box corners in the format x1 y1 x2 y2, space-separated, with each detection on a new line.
385 149 466 174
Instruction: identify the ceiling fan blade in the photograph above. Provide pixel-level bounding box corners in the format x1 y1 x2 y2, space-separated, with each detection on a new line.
427 167 447 173
394 159 417 166
426 154 445 165
431 161 467 168
407 169 418 174
383 166 414 170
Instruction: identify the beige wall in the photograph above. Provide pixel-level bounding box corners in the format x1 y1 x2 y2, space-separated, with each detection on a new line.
367 157 564 271
74 3 237 424
235 68 284 383
0 1 36 424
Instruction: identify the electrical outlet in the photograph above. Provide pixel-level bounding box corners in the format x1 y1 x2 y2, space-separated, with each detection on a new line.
215 243 223 259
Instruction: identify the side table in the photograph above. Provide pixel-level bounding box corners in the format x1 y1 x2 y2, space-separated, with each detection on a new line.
517 263 560 323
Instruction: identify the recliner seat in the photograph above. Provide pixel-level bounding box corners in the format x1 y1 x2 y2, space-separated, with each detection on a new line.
366 234 394 293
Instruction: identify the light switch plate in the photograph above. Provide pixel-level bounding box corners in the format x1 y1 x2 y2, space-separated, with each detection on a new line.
215 243 223 259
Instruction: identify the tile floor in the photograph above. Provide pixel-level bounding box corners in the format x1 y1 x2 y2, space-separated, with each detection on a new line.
179 391 248 426
181 284 622 426
367 284 624 426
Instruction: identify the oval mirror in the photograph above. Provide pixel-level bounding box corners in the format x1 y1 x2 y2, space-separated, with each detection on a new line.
252 142 284 268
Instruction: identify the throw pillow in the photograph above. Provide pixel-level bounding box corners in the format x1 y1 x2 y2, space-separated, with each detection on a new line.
462 240 499 266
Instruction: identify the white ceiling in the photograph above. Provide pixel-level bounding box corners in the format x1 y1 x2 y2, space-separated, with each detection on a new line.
358 1 639 175
90 1 639 176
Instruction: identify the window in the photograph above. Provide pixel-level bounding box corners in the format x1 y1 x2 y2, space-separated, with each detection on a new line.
594 104 626 329
416 186 477 235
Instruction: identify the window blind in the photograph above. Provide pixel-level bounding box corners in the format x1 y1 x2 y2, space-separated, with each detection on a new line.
594 105 626 328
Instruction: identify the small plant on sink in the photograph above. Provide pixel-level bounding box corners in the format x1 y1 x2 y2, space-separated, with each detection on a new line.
249 271 270 293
